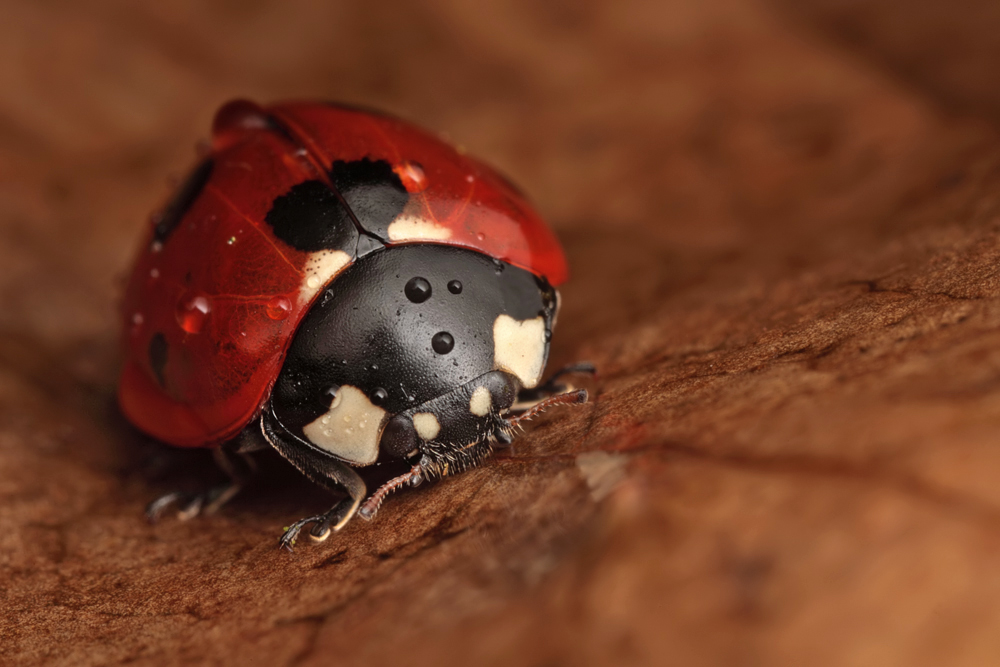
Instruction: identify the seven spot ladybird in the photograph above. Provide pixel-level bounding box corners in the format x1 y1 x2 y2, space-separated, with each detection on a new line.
119 100 592 549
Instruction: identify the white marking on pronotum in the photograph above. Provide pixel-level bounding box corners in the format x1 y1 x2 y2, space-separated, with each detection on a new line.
302 385 386 465
492 314 547 389
299 249 351 305
413 412 441 441
386 214 453 241
469 385 492 416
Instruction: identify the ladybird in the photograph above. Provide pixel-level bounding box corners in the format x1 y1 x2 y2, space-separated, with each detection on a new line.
120 100 591 549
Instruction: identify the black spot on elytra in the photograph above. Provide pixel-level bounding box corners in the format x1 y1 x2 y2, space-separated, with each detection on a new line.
265 180 358 253
153 158 213 245
329 159 409 239
148 333 168 388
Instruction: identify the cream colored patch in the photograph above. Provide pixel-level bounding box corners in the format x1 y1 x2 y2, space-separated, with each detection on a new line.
302 385 386 465
492 314 547 389
299 249 351 305
413 412 441 441
386 214 453 241
469 386 492 416
576 451 628 501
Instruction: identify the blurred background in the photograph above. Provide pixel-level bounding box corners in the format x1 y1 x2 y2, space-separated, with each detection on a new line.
5 1 1000 665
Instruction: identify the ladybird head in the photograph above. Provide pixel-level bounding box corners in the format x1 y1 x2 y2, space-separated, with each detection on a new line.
266 244 556 466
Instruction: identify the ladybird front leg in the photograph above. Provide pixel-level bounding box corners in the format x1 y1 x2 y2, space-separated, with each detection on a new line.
260 413 367 550
277 493 360 551
146 445 257 522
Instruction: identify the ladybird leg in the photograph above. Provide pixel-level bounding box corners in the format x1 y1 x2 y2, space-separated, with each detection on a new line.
202 446 257 514
513 361 595 411
261 415 367 550
145 445 256 522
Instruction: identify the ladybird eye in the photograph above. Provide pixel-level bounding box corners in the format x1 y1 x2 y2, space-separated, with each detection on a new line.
447 280 462 294
405 277 431 303
322 385 341 408
370 387 388 406
432 331 454 354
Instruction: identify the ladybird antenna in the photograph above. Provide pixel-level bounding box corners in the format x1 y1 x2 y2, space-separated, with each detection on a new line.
357 464 423 521
507 388 588 429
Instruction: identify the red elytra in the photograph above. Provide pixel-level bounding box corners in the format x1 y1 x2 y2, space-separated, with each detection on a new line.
118 100 568 448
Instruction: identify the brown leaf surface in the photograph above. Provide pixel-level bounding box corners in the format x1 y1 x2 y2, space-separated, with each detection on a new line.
4 1 1000 665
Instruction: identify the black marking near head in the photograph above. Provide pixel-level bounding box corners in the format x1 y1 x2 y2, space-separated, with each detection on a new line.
148 333 168 388
329 159 408 240
152 158 213 245
379 413 419 459
270 244 556 458
265 180 359 253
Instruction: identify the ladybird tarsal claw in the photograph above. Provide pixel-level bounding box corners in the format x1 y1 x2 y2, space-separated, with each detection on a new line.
278 516 330 551
278 494 361 550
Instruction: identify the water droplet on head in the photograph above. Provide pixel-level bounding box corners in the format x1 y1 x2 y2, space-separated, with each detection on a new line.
432 331 455 355
227 236 237 246
175 293 212 334
306 275 321 289
394 160 428 193
405 277 432 303
150 240 164 253
476 232 485 241
371 387 388 406
266 296 292 320
448 280 463 295
492 259 505 274
466 174 475 183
